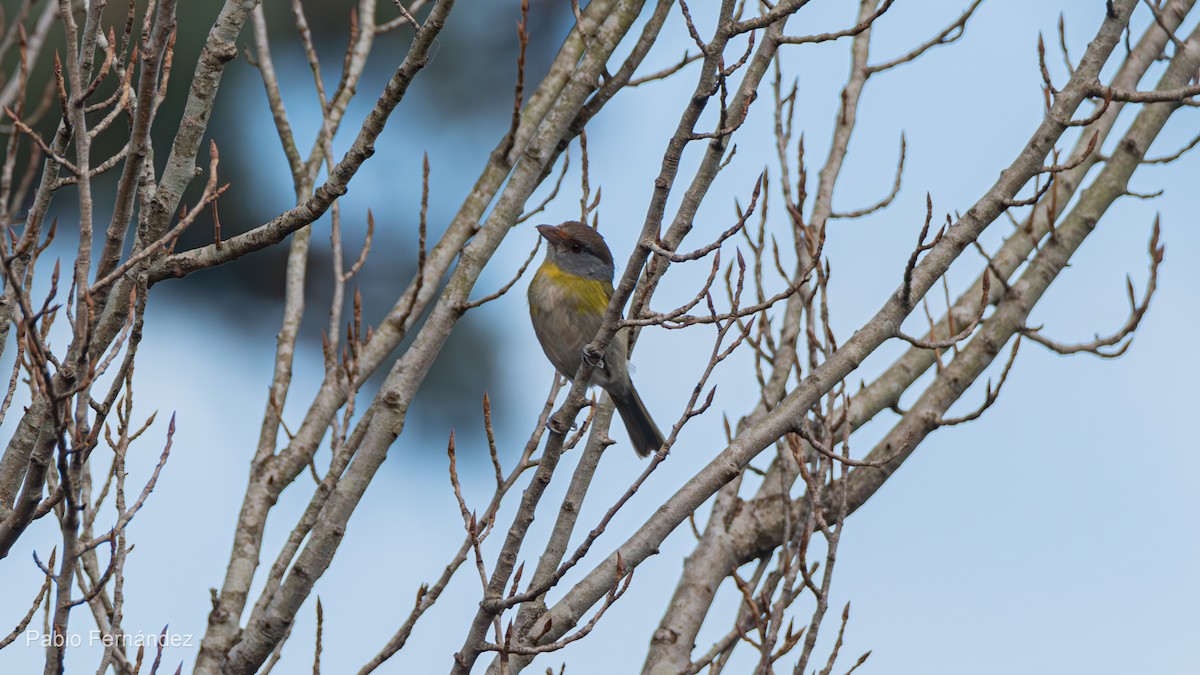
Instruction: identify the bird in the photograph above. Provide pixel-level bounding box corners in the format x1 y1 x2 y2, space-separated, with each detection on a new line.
527 221 665 457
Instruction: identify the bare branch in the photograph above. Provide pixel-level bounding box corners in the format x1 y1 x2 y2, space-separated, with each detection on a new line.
866 0 984 73
830 133 904 219
1141 130 1200 164
897 272 990 349
937 335 1022 427
462 239 541 311
778 0 895 46
1089 79 1200 102
1021 216 1163 357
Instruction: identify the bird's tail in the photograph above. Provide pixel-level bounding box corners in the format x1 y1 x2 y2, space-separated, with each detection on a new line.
611 383 664 458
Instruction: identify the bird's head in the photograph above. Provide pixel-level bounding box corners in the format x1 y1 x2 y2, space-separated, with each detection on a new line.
536 221 615 282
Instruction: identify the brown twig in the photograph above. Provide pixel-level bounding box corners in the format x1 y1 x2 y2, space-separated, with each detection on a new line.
866 0 983 73
897 273 990 350
1020 216 1163 357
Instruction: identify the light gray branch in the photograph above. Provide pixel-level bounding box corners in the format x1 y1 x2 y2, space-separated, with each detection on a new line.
521 0 1139 662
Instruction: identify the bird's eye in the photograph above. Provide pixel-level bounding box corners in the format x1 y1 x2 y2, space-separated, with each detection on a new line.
569 243 583 254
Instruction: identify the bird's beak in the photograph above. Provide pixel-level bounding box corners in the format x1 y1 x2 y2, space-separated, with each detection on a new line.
536 224 570 243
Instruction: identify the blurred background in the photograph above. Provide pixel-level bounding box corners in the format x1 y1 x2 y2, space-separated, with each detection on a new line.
1 0 1197 672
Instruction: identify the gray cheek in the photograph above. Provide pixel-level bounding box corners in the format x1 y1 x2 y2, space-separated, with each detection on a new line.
573 256 612 282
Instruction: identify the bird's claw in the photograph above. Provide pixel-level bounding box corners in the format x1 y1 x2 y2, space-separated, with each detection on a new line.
544 417 579 433
581 345 605 370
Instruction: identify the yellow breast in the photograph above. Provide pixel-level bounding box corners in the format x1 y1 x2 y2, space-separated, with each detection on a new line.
530 262 613 316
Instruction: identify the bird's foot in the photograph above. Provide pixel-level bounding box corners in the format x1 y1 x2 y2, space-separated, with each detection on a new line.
544 416 579 434
581 344 605 371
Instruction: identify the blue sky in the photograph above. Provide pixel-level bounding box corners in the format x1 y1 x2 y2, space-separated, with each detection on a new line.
2 1 1197 673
